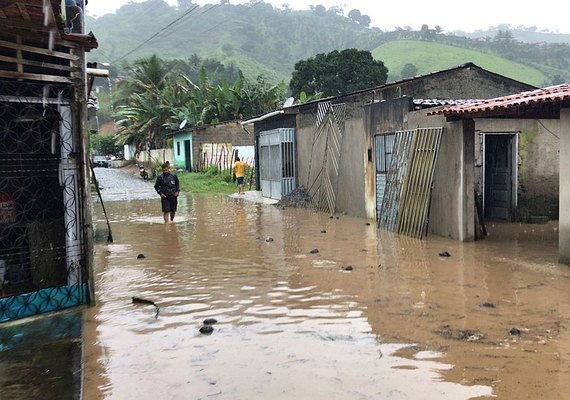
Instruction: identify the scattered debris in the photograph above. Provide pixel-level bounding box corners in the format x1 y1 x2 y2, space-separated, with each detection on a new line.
265 237 274 242
480 302 496 308
321 230 327 234
436 325 485 342
132 296 159 319
137 253 146 259
439 251 451 257
199 326 214 335
509 328 522 336
343 266 353 271
274 186 312 209
309 248 319 254
365 222 371 226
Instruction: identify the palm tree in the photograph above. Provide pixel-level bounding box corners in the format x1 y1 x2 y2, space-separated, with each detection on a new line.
113 56 286 156
113 55 170 156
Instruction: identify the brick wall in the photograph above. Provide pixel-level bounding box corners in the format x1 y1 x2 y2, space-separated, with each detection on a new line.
191 121 254 170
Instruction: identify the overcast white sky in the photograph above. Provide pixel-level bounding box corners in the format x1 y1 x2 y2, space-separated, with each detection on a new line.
85 0 570 34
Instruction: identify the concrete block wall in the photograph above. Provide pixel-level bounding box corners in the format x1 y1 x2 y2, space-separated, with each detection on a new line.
191 121 254 170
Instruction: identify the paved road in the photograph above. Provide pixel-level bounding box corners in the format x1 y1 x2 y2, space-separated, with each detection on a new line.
91 166 157 202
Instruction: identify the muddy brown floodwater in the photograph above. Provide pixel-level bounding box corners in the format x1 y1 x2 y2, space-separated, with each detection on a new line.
83 191 570 400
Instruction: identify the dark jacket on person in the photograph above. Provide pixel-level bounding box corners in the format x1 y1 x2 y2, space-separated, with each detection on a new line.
154 172 180 197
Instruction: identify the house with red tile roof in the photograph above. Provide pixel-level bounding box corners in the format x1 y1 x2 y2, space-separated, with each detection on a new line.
428 83 570 263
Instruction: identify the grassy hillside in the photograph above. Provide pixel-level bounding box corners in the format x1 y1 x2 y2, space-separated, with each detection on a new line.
372 40 548 86
223 54 289 83
86 1 568 88
86 1 379 80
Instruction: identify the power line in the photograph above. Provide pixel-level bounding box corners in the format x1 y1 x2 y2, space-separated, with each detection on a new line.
160 4 219 40
111 4 203 64
110 1 265 65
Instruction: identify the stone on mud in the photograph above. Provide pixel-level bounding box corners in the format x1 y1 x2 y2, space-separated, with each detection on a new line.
199 326 214 334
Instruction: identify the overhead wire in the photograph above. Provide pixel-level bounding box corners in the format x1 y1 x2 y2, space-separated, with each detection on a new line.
159 4 219 40
111 3 203 64
110 1 264 64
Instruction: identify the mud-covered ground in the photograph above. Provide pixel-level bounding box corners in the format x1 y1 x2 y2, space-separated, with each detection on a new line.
81 168 569 399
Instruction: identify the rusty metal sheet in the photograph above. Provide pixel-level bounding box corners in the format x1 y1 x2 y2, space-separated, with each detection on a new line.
397 127 443 239
378 130 414 231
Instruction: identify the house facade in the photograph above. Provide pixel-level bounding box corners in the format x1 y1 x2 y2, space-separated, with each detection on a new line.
426 84 570 262
170 120 254 172
0 0 97 322
251 63 535 221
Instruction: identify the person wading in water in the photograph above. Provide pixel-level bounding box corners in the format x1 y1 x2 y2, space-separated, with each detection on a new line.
154 162 180 223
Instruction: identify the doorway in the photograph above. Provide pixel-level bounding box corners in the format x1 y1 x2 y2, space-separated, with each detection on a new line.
483 134 517 220
259 128 296 200
184 140 192 171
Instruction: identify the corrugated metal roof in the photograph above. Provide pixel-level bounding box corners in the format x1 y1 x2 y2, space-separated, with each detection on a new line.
428 83 570 117
413 98 484 108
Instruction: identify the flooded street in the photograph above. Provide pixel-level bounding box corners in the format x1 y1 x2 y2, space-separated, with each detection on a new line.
82 168 570 400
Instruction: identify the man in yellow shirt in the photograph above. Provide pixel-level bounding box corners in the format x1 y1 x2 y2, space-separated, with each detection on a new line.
233 157 249 195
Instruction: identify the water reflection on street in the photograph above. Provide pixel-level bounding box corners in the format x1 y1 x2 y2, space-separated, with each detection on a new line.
83 192 570 399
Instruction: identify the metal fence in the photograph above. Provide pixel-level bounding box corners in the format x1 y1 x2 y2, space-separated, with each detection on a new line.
0 80 88 323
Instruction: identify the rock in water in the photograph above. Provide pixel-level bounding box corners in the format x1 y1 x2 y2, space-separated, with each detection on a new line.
199 326 214 334
203 318 218 325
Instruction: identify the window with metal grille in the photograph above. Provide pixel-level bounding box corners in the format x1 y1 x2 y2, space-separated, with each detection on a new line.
375 133 396 173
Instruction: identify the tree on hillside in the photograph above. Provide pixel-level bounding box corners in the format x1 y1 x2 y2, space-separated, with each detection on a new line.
289 49 388 98
401 63 418 79
347 9 370 27
359 14 371 27
313 4 326 16
348 9 361 22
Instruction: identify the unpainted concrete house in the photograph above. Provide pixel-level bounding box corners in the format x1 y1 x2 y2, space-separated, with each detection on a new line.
249 63 555 243
427 84 570 263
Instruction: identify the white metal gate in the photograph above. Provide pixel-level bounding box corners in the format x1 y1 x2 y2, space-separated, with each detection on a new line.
259 128 296 200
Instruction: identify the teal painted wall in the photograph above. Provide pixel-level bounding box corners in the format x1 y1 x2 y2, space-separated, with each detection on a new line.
173 132 193 171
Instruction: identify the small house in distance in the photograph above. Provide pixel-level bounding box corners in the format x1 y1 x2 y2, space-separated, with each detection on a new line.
168 120 254 171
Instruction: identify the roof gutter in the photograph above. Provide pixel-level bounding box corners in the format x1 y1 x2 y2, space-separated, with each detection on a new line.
241 110 284 125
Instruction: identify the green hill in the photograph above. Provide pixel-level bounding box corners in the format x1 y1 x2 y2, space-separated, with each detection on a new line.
86 1 379 82
372 40 548 86
86 1 569 87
